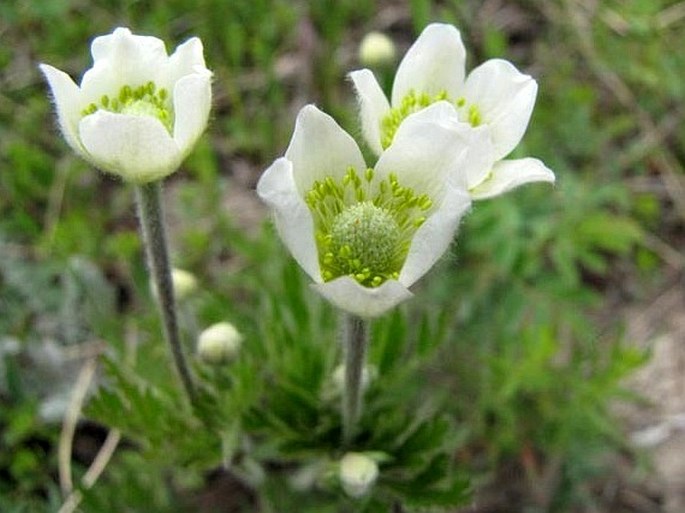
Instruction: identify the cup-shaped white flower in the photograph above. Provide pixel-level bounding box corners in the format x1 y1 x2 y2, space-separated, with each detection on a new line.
350 23 554 200
40 27 212 183
257 105 492 318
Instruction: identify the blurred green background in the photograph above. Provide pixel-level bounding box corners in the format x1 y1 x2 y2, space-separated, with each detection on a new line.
1 0 684 512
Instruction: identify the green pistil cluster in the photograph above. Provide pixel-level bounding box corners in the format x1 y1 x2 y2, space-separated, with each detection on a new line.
380 89 449 149
81 82 173 132
305 167 433 287
380 90 483 148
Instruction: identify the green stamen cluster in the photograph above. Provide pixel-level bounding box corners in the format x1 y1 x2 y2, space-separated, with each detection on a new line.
81 82 173 132
380 89 449 149
380 90 484 148
305 167 434 287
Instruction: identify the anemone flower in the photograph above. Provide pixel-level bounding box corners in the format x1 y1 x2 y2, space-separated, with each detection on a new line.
350 23 554 200
257 104 493 318
40 27 212 183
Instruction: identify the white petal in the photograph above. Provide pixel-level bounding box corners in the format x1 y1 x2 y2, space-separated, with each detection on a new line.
79 111 181 183
399 184 470 287
461 59 538 160
167 37 209 87
256 158 322 282
460 125 498 190
312 277 412 318
470 158 555 200
39 64 87 157
394 102 497 190
81 27 169 102
172 72 212 154
90 27 167 65
284 105 366 196
374 102 473 201
349 69 390 156
391 23 466 107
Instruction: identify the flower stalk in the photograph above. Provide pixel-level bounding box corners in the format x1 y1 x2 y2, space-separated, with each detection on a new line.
135 181 196 404
342 314 369 444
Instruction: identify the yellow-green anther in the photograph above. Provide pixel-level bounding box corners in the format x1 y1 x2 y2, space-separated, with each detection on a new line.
456 97 466 107
468 104 482 127
380 89 451 149
419 196 433 210
80 82 174 132
120 85 131 102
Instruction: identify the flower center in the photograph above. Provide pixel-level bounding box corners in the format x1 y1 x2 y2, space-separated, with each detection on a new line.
329 202 400 283
81 82 173 132
306 167 433 287
380 90 482 149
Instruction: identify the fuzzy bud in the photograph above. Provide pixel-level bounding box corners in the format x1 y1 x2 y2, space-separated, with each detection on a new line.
339 452 379 498
197 322 243 364
150 267 198 302
359 31 396 68
332 364 374 394
170 268 198 301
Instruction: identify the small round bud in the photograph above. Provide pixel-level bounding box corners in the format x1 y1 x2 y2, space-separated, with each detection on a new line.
171 268 198 301
359 32 396 68
332 364 374 394
197 322 243 365
150 267 198 302
339 452 379 498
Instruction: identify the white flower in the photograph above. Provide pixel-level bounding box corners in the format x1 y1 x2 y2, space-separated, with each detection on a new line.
197 322 243 365
350 23 554 200
40 27 212 183
257 104 493 318
339 452 379 498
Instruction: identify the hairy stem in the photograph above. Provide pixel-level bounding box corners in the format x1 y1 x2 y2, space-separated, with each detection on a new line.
342 314 368 444
135 182 196 404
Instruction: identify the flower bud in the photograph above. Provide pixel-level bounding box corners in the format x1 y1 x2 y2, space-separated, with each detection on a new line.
332 364 374 394
197 322 243 364
150 267 198 302
171 268 198 301
359 31 396 68
339 452 379 498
